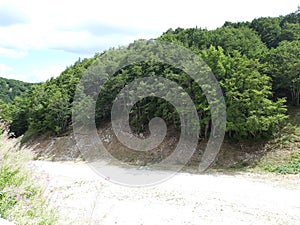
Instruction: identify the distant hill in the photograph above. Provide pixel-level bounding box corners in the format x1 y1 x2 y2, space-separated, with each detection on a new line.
0 77 35 103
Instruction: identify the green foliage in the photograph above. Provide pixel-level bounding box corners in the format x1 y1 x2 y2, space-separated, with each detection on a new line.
280 12 300 26
280 23 300 42
223 21 251 29
7 58 95 136
201 46 287 139
92 58 201 133
8 96 31 137
255 106 300 174
159 12 300 107
0 77 34 103
248 12 300 48
160 26 267 58
263 40 300 104
159 28 211 51
7 11 300 141
0 122 57 224
264 152 300 174
209 27 268 58
0 100 11 126
250 17 282 48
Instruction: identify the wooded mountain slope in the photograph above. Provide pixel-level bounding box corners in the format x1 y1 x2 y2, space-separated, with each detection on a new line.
0 77 34 103
1 11 299 141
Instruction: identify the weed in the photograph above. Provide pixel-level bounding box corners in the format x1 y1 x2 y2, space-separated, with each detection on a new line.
0 128 58 224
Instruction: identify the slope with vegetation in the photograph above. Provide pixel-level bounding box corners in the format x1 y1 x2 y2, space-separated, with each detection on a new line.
0 77 34 103
256 106 300 174
0 119 57 224
0 11 299 173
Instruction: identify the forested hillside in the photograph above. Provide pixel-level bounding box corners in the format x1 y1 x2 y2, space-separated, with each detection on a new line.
160 11 300 104
0 77 34 103
1 11 300 141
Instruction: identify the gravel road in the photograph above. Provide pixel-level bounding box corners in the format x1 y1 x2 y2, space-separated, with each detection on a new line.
32 161 300 225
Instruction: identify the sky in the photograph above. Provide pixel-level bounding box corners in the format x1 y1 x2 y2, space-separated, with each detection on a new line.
0 0 299 83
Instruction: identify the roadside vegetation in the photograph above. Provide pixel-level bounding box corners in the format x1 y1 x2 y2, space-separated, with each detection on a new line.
255 106 300 174
0 120 57 225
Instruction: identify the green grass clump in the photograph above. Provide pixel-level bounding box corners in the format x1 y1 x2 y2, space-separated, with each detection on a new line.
263 152 300 174
0 122 57 224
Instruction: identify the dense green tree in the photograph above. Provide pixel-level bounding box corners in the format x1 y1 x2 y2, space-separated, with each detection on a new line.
280 12 300 25
0 100 10 123
290 63 300 106
160 26 267 58
223 21 250 29
250 17 282 48
209 27 268 58
5 11 299 141
280 23 300 42
9 95 31 137
159 28 211 51
6 58 95 136
201 46 287 139
0 77 34 103
263 40 300 105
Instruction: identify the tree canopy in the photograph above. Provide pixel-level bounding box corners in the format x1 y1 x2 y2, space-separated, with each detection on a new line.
2 11 300 141
0 77 34 103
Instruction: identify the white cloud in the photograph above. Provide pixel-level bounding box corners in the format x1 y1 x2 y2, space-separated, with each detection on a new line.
0 63 13 73
0 0 298 54
0 1 29 26
26 66 66 82
0 47 28 58
0 64 29 82
0 0 299 82
0 65 66 83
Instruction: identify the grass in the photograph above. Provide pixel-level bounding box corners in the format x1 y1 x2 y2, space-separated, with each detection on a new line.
255 106 300 174
263 152 300 174
0 123 58 224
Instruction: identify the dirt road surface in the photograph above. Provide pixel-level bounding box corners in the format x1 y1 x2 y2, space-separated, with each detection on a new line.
32 161 300 225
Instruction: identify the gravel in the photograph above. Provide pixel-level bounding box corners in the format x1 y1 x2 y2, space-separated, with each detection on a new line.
32 161 300 225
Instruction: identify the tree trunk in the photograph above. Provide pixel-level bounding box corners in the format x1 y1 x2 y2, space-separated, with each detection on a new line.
290 79 300 106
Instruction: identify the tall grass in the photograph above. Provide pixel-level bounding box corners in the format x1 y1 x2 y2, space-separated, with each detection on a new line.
0 121 57 224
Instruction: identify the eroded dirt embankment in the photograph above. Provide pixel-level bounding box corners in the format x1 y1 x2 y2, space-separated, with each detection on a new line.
26 124 266 169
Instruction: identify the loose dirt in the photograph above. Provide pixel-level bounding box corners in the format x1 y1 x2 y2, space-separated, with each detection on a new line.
32 161 300 225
